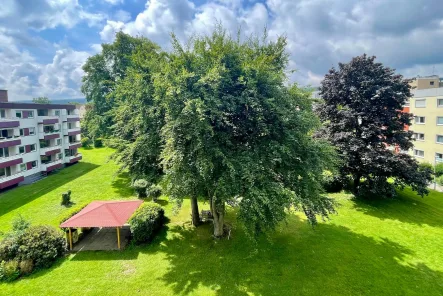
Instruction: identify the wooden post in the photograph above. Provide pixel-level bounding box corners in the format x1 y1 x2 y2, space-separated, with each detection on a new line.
68 228 73 251
117 227 121 250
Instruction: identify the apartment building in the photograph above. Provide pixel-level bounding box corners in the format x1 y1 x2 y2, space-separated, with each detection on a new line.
407 82 443 164
0 90 81 190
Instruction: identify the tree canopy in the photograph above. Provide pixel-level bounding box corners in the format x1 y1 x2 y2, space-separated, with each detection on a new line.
317 54 432 197
32 97 51 104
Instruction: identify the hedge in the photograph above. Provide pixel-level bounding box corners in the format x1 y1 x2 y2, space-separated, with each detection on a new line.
59 202 89 226
129 202 165 244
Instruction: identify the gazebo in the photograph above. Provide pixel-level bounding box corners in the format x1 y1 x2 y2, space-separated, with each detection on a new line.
60 200 143 250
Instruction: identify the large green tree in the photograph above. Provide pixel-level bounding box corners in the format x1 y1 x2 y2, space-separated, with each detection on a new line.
81 32 148 139
317 55 432 197
160 28 337 237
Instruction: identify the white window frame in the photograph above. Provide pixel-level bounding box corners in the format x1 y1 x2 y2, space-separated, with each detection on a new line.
56 139 61 146
28 111 34 118
18 146 25 154
414 149 425 158
437 98 443 108
15 110 22 118
415 99 426 108
31 161 37 168
415 116 426 124
29 127 35 135
20 163 26 172
437 135 443 144
436 153 443 163
413 133 425 141
0 109 6 118
30 144 36 152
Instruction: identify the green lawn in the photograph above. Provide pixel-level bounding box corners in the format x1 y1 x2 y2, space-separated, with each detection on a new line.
1 148 443 295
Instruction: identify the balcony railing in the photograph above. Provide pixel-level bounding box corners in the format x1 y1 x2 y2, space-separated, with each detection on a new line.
0 154 22 163
0 135 20 142
0 172 23 183
40 145 61 155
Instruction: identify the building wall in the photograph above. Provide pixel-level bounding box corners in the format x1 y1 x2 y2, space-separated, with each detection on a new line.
409 77 440 90
408 88 443 164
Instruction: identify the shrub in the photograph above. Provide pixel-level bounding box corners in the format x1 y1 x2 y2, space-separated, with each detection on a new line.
146 184 162 201
437 175 443 186
81 137 91 148
357 178 396 199
435 163 443 177
129 202 165 244
0 260 20 282
19 259 34 275
10 214 31 237
61 190 72 206
132 179 149 198
15 225 66 269
0 237 19 263
104 138 122 149
59 202 89 226
321 171 343 193
418 162 433 173
93 138 103 148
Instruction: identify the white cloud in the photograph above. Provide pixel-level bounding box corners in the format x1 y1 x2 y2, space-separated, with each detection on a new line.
104 0 124 5
114 9 131 22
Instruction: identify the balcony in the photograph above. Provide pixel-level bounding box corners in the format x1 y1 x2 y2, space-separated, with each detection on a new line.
65 153 82 164
0 155 23 167
64 141 81 150
0 172 24 189
39 130 61 140
0 118 20 129
40 145 62 156
0 137 21 149
38 116 59 125
41 159 63 172
65 128 81 136
66 115 80 122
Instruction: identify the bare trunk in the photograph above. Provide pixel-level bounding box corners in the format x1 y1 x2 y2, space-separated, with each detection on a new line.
353 174 361 193
211 198 225 238
191 196 200 226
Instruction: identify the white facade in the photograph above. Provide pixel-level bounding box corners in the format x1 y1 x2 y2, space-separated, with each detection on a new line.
0 102 82 189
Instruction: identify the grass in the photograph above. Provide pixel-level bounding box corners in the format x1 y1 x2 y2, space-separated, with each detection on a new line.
0 148 443 295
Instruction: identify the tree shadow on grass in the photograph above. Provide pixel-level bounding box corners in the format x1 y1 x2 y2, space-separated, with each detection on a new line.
350 188 443 228
140 215 443 296
0 162 99 217
110 172 134 198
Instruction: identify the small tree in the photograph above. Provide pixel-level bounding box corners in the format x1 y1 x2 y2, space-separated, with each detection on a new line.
32 97 51 104
317 54 432 197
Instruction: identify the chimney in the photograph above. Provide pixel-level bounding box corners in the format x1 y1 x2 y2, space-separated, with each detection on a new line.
0 90 8 102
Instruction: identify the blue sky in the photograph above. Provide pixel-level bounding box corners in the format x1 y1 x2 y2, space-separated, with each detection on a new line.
1 0 443 101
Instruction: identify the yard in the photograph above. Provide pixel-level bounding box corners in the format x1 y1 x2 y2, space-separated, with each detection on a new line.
0 148 443 295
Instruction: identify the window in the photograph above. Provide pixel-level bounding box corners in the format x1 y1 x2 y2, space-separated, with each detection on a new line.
15 111 22 118
37 109 48 116
30 144 36 152
31 161 37 168
437 153 443 163
438 99 443 107
28 111 34 118
430 81 435 86
0 167 12 178
413 133 425 141
415 116 426 124
437 135 443 144
415 99 426 108
55 110 60 116
20 164 26 172
19 129 24 136
57 153 63 160
0 147 10 158
29 127 35 135
56 139 61 146
0 110 5 118
19 146 25 154
414 149 425 158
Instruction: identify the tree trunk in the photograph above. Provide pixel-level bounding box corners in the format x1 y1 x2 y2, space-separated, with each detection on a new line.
191 196 200 226
211 198 225 238
353 175 361 193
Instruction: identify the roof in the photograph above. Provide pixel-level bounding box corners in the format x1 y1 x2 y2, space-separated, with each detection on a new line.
0 102 76 110
60 200 143 228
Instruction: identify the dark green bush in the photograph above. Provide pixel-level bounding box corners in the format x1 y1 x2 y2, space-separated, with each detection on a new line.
132 179 149 198
0 237 19 262
435 163 443 177
0 260 20 282
61 190 72 206
321 171 343 193
15 225 66 269
357 178 396 199
81 137 91 148
146 184 162 201
93 138 103 148
129 202 165 244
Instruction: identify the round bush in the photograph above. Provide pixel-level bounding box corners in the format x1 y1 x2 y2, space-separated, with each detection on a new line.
93 138 103 148
418 162 433 173
81 137 91 148
15 225 66 269
146 184 162 201
129 202 165 244
321 171 343 193
133 179 149 198
435 163 443 177
0 260 20 282
19 260 33 275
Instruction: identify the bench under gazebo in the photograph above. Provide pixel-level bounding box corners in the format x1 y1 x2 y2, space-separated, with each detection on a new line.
60 200 142 251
